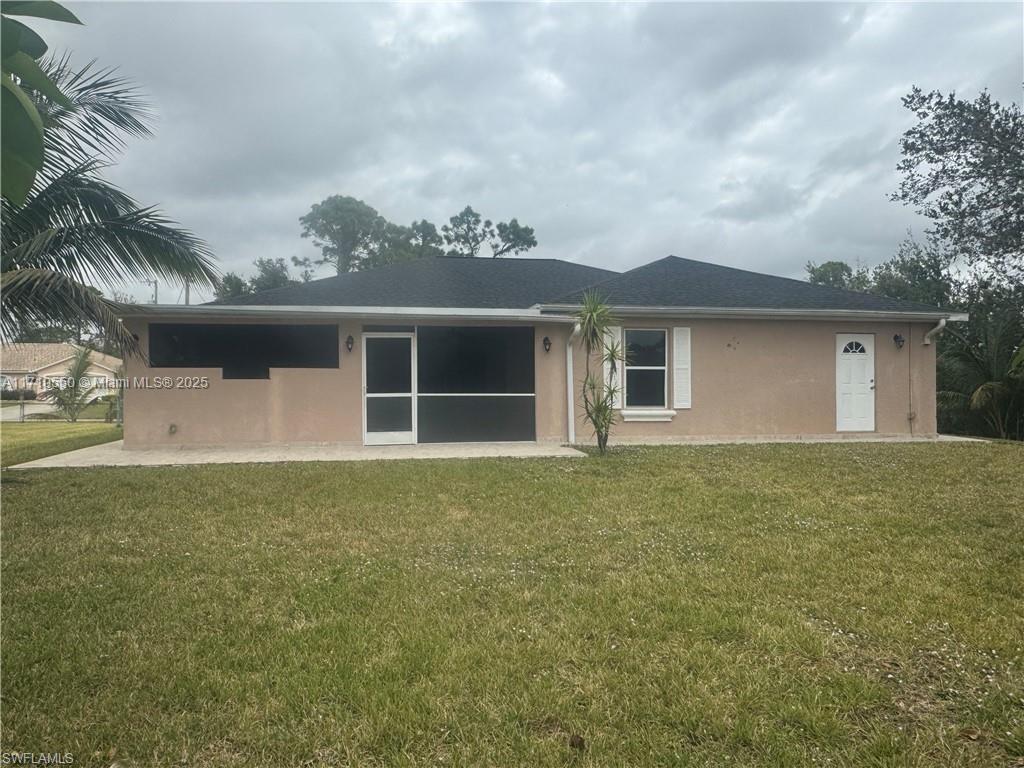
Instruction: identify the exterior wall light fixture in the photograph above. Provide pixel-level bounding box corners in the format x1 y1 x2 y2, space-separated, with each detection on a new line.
346 335 355 352
543 336 552 353
893 333 905 349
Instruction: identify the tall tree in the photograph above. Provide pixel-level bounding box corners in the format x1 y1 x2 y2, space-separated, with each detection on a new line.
442 205 489 257
249 257 292 293
215 258 296 298
299 195 386 273
441 205 537 258
408 219 444 259
490 218 537 257
214 272 250 300
893 87 1023 279
1 58 217 354
805 260 871 291
871 235 958 308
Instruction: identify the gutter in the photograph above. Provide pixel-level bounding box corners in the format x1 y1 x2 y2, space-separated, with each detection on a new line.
566 323 580 445
538 304 971 323
115 304 577 323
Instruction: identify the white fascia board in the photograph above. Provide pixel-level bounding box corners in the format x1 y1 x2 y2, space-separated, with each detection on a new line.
537 304 968 322
116 305 576 323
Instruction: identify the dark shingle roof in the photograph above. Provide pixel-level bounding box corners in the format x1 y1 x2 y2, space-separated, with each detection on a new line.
552 255 950 314
211 257 617 310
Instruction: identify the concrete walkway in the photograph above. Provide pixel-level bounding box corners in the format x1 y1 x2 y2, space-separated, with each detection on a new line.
9 440 587 469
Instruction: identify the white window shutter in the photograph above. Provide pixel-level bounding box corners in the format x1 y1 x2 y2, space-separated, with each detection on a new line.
604 326 623 408
673 327 691 409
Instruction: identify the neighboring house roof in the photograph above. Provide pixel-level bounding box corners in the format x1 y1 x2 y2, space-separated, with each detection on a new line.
547 255 953 315
0 343 122 373
211 256 618 310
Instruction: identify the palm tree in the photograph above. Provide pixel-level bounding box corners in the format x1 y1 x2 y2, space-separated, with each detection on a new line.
40 344 96 422
938 312 1024 440
1 57 218 354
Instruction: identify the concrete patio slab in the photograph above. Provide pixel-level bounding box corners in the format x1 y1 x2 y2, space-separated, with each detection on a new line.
8 440 587 469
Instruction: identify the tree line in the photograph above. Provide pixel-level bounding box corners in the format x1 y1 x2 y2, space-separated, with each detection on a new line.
214 199 538 298
807 87 1022 440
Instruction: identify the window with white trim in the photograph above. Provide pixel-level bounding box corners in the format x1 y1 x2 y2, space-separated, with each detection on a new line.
624 329 667 408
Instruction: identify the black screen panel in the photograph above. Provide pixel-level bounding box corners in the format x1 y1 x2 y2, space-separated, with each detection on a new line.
366 397 412 432
150 324 338 379
365 337 412 393
418 396 535 442
417 326 534 394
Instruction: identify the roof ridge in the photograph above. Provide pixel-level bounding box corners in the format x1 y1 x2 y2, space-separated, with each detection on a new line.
544 254 950 314
661 254 944 310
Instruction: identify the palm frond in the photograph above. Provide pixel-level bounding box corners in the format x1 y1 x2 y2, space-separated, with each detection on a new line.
31 56 152 178
1 268 142 356
968 381 1009 410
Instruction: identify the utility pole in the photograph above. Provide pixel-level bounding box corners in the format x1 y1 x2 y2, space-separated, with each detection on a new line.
184 278 190 306
144 279 159 304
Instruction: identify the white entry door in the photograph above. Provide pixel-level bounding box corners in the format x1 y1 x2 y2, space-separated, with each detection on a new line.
836 334 875 432
363 333 416 445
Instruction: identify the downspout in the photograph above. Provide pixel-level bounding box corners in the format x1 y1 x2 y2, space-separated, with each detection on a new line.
907 322 914 436
566 323 580 445
922 317 946 345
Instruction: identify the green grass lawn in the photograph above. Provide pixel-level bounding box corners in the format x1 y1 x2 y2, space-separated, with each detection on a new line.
1 443 1021 767
0 422 122 467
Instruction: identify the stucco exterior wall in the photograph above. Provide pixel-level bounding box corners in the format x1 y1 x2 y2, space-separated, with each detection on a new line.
122 315 939 448
122 318 571 448
571 317 938 442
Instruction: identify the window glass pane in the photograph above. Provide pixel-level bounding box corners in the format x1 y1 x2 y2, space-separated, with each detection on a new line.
626 369 665 407
366 397 412 432
418 395 535 442
625 330 665 366
417 326 534 394
366 338 411 393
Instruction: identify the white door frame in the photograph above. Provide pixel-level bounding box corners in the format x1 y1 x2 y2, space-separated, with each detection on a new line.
835 333 875 432
362 332 417 445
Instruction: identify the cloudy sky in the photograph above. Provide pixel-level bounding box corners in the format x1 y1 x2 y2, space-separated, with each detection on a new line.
41 1 1023 303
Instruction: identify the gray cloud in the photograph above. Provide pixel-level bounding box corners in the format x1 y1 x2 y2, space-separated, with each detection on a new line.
36 1 1023 302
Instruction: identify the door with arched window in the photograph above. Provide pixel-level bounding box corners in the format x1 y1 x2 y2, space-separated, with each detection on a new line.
836 334 875 431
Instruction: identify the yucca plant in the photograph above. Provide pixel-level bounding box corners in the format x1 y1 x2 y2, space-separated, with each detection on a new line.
575 292 622 453
40 344 96 421
1 57 218 354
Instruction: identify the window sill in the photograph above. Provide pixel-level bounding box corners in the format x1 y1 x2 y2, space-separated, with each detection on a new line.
620 408 677 422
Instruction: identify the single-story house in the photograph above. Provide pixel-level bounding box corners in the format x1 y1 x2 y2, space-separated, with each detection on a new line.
117 255 966 448
0 342 122 396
